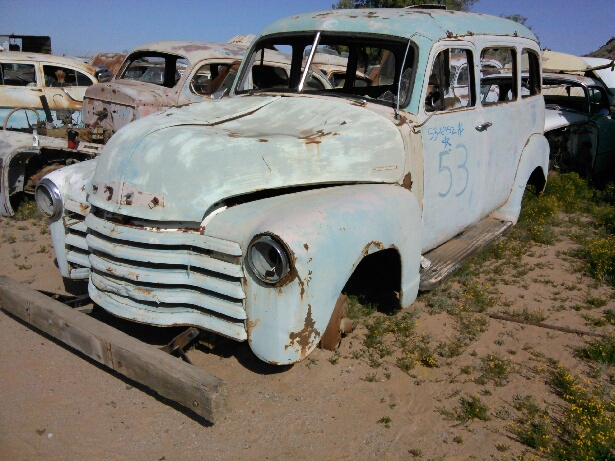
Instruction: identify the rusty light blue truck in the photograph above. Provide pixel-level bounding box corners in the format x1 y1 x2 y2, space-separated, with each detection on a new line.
38 8 549 365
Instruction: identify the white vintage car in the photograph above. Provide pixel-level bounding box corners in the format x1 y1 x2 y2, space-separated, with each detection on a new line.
0 51 102 129
38 7 549 365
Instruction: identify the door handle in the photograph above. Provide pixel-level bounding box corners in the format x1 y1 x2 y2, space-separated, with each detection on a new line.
475 122 492 132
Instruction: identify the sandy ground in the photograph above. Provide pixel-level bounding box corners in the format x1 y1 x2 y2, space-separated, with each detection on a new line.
1 210 614 461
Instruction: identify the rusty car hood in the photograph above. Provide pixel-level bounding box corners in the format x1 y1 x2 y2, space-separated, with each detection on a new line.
87 95 406 222
82 80 172 128
83 80 172 108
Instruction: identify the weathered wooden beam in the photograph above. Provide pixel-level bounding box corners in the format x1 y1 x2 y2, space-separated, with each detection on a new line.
0 276 228 423
489 312 609 338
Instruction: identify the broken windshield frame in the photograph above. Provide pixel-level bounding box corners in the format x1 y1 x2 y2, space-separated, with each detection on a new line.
235 32 416 109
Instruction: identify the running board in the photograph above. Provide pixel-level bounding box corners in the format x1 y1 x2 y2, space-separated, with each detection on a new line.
419 217 512 291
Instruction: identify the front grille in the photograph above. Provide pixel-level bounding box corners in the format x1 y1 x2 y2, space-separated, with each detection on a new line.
85 209 247 341
63 208 90 279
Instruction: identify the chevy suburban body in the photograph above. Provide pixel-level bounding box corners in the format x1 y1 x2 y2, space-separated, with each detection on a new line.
37 8 549 365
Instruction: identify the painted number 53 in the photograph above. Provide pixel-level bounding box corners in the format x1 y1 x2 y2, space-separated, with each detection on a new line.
438 144 469 198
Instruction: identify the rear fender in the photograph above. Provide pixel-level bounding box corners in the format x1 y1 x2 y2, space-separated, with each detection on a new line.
205 183 422 365
492 134 549 223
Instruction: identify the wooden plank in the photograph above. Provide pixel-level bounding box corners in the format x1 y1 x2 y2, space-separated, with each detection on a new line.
0 276 228 422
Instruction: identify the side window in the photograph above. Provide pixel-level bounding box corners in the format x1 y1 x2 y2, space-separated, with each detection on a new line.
75 70 94 87
543 81 588 114
43 65 91 87
1 62 36 86
426 48 474 113
190 63 240 96
480 48 516 105
521 49 540 98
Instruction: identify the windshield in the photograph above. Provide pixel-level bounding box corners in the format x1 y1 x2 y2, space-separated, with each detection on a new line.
118 52 187 88
236 33 415 108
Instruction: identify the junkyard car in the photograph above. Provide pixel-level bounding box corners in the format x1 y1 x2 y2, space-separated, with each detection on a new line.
0 51 101 129
1 130 101 216
543 73 615 180
39 8 549 365
82 41 330 142
543 50 615 107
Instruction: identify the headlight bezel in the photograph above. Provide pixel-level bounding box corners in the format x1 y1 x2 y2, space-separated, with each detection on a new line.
35 178 63 220
246 234 292 285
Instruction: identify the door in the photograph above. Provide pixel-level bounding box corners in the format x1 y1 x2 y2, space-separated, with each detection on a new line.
421 45 490 252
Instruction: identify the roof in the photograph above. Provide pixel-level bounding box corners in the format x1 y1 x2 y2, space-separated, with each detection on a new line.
543 72 602 87
258 8 538 44
543 50 591 73
0 51 96 74
126 41 247 64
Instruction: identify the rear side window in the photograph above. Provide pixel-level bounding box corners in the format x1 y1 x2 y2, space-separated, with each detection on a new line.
43 65 94 87
480 48 516 105
543 80 588 114
0 62 36 86
521 49 541 98
426 47 474 113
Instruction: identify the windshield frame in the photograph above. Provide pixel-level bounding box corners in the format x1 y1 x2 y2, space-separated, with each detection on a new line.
117 51 189 89
234 31 417 110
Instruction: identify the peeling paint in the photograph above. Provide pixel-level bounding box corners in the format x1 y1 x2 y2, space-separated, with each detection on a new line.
402 172 413 191
286 305 320 360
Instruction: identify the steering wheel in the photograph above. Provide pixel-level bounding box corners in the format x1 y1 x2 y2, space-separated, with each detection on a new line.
2 107 41 131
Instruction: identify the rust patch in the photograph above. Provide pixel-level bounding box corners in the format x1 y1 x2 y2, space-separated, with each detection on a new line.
257 139 268 143
395 114 407 126
104 185 113 201
150 197 160 208
299 129 336 145
303 243 309 251
287 304 320 360
402 172 413 191
362 240 385 256
246 318 260 335
79 203 90 215
134 286 152 295
296 271 305 299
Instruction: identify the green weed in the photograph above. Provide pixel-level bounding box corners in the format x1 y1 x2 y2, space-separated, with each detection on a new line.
578 336 615 366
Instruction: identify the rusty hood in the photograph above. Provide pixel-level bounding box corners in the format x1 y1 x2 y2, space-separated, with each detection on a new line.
87 95 405 222
82 80 173 129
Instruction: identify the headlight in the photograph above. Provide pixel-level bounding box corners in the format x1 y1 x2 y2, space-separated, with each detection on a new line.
35 178 63 220
247 234 291 284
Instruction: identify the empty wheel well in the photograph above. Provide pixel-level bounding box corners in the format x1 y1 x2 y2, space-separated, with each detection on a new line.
343 248 401 313
527 166 546 195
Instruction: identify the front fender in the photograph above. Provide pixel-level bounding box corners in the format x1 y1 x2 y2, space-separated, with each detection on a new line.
44 159 98 278
492 134 549 223
205 184 422 364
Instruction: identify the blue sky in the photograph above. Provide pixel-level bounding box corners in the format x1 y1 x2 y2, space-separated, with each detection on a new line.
1 0 612 57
